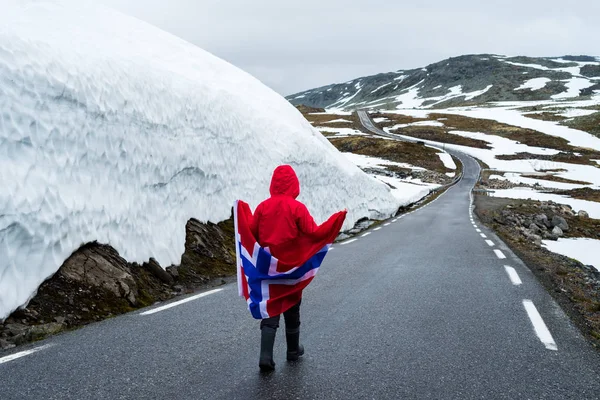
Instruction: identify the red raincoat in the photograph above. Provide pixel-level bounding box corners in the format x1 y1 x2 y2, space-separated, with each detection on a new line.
244 165 346 314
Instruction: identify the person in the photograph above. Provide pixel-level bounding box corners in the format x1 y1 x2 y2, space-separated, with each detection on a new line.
248 165 346 371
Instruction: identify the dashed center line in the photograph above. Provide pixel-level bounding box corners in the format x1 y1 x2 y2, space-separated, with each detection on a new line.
140 288 224 315
523 300 558 351
361 232 371 237
374 227 382 231
494 249 506 259
0 344 53 365
480 233 487 238
504 266 522 285
384 223 391 226
341 238 357 245
485 240 495 247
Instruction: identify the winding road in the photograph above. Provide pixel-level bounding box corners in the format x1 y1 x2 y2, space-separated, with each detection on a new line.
2 114 600 399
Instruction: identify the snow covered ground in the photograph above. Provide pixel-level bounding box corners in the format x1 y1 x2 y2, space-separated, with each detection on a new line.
0 1 403 320
343 153 425 171
315 127 367 137
323 119 352 124
437 152 457 170
514 78 551 91
488 189 600 219
383 108 600 188
489 173 590 190
342 152 439 202
542 238 600 272
375 105 600 268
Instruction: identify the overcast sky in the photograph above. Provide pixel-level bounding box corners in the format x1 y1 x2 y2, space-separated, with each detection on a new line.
101 0 600 96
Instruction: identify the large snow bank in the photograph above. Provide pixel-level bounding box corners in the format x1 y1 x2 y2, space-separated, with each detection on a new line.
0 0 399 319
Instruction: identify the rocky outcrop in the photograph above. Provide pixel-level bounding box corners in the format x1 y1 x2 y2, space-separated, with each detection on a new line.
60 243 139 306
1 217 235 351
492 201 588 245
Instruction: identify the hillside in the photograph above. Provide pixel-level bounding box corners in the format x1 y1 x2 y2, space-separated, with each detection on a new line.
287 55 600 110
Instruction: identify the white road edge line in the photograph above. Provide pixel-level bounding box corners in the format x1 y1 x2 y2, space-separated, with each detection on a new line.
0 344 53 365
523 300 558 351
361 232 371 237
485 240 495 247
374 227 382 231
504 266 522 286
384 223 391 226
494 249 506 259
341 239 357 245
140 289 223 315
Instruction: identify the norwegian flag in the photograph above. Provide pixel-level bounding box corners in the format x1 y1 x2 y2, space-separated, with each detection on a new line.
234 200 344 319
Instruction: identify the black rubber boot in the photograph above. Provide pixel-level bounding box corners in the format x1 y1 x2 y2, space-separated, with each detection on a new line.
259 327 276 371
285 328 304 361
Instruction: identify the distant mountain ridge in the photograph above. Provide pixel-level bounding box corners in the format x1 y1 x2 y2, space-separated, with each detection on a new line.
287 54 600 110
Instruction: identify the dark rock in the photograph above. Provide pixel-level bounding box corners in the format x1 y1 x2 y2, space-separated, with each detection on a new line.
28 323 64 341
54 316 66 325
4 323 28 337
173 285 184 293
59 243 139 306
551 216 569 231
336 233 351 241
578 210 589 218
180 218 235 271
529 223 542 235
543 231 559 241
166 265 179 279
0 338 15 350
143 258 174 285
534 214 549 229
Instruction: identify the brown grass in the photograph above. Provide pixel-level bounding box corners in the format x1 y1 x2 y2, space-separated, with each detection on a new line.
328 135 451 174
428 113 573 151
371 111 579 152
401 126 492 149
563 112 600 137
523 112 568 122
496 152 600 166
521 174 593 185
369 112 427 126
551 188 600 202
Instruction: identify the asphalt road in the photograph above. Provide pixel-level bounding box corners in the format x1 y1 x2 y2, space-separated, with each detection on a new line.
2 116 600 399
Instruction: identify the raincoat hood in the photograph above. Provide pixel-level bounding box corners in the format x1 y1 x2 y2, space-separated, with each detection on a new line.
269 165 300 199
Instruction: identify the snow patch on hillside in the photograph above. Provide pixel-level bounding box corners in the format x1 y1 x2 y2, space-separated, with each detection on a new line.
543 238 600 272
442 108 600 151
316 127 367 137
490 189 600 219
515 78 551 91
552 78 596 99
383 124 600 188
437 152 457 170
489 173 590 190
